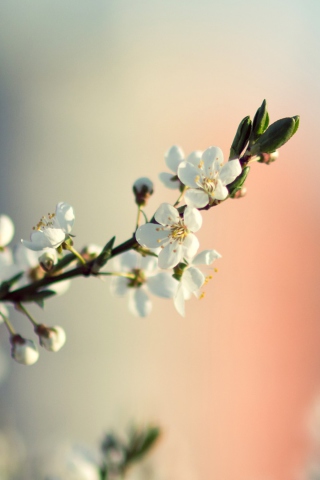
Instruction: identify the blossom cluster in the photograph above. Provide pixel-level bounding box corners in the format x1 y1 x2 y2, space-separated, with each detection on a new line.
0 101 300 365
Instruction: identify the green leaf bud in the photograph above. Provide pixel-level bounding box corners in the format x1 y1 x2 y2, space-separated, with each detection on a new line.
250 117 297 154
250 99 269 143
229 116 252 159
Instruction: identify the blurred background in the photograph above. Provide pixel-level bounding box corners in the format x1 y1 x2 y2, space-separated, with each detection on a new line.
0 0 319 479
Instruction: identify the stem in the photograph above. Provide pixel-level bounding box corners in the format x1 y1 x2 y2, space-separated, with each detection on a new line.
0 312 16 336
16 303 38 327
135 206 141 230
98 272 135 279
174 186 187 207
64 244 86 265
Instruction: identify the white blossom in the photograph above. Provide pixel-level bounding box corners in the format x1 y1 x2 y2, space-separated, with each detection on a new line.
21 202 75 251
0 215 14 247
110 250 178 317
174 249 221 316
159 146 202 190
136 203 202 269
10 335 39 365
177 146 242 207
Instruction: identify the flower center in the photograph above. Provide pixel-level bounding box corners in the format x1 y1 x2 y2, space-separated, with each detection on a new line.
195 174 218 196
169 220 188 243
127 268 146 288
32 213 56 231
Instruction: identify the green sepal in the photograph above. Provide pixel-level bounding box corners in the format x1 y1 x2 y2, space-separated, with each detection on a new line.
250 99 269 143
92 236 116 272
250 117 297 154
292 115 300 136
228 166 250 198
229 116 252 159
0 271 24 299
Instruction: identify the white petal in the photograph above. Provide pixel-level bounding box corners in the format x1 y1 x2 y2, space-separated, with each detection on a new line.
158 242 183 269
177 162 200 188
13 244 40 269
117 251 138 271
0 215 14 247
140 254 158 272
158 172 180 190
173 285 186 317
147 272 178 298
192 249 222 265
0 303 9 321
136 224 169 248
154 203 180 226
182 267 205 292
128 288 152 317
110 277 129 296
202 146 224 177
22 228 66 251
213 180 229 201
165 145 184 173
182 233 199 261
183 207 202 232
219 159 242 186
55 202 75 233
47 279 71 296
184 189 209 208
186 151 203 166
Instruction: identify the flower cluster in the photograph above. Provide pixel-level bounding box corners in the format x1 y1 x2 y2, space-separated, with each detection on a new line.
0 101 300 364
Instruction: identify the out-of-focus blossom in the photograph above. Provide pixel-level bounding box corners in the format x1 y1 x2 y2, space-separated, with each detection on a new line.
178 146 241 207
110 250 177 317
0 215 14 248
133 177 154 206
10 335 39 365
136 203 202 269
35 324 66 352
22 202 75 251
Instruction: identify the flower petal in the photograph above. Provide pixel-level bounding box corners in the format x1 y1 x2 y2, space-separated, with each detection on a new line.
202 146 224 177
213 180 229 201
186 150 203 166
159 172 180 190
147 272 178 298
55 202 75 234
0 215 14 247
165 145 184 173
173 284 186 317
184 189 209 208
110 277 129 296
182 233 199 261
177 162 200 188
158 242 183 269
154 203 180 226
219 159 242 186
183 207 202 232
128 288 152 317
136 224 168 248
22 228 66 251
140 255 158 272
192 249 222 265
182 267 205 292
117 251 138 271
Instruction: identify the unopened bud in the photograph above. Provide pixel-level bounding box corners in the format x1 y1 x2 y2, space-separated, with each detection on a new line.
35 324 66 352
0 215 14 248
257 150 279 165
10 335 39 365
133 177 154 206
81 244 102 261
232 186 247 198
39 251 56 272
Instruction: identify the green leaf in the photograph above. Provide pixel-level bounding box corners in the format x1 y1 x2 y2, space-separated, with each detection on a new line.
292 115 300 136
250 117 296 154
125 426 160 465
21 290 56 303
228 166 250 198
229 116 252 159
0 271 24 299
250 99 269 143
92 236 116 272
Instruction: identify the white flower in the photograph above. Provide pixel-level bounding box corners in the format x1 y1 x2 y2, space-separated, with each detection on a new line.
159 146 203 190
174 249 221 316
177 146 242 207
21 202 75 251
110 250 178 317
10 335 39 365
0 215 14 247
136 203 202 269
35 324 66 352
